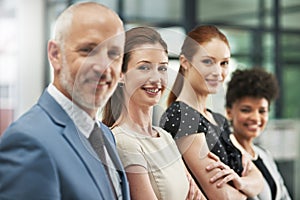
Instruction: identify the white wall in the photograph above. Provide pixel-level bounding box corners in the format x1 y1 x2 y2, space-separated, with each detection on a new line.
16 0 45 118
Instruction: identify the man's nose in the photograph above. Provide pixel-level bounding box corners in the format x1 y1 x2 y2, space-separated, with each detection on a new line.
89 52 112 74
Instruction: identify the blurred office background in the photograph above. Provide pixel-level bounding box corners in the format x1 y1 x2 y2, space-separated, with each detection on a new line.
0 0 299 198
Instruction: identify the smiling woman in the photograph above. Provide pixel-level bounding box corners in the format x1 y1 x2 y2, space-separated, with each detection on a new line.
122 43 168 108
102 26 206 200
159 25 264 200
225 68 291 200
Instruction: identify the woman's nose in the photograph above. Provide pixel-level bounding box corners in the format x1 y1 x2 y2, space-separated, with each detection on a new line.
149 68 167 84
211 63 223 77
249 111 261 123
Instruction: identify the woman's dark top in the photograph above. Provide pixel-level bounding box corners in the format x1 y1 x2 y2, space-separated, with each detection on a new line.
253 156 277 200
159 101 244 176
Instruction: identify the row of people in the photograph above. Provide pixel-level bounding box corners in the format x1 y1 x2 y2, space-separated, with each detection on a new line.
0 1 290 200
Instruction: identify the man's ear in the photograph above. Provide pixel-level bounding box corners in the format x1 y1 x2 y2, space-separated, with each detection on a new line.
179 54 191 70
48 40 61 71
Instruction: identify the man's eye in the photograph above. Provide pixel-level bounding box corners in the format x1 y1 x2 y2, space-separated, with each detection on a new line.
108 49 121 59
80 47 91 52
80 47 95 56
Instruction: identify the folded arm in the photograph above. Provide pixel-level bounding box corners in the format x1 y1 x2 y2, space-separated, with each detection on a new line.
237 155 264 197
176 134 247 200
206 152 264 197
184 166 207 200
125 165 158 200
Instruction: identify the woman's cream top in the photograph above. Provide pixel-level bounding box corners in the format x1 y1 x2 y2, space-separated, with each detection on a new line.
112 125 189 200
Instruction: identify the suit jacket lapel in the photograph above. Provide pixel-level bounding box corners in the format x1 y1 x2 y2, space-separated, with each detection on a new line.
101 126 130 200
38 90 115 199
62 125 115 199
102 129 123 171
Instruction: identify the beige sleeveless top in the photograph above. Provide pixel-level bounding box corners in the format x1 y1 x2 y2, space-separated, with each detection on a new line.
112 125 189 200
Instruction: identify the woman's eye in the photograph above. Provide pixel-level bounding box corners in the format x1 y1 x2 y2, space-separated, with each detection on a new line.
259 109 268 114
202 59 214 65
158 65 168 72
240 108 251 113
138 64 150 70
221 61 229 67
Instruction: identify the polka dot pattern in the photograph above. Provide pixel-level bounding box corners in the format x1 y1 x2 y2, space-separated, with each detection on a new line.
160 101 243 175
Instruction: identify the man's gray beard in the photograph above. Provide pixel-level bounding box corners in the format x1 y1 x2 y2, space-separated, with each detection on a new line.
59 57 98 111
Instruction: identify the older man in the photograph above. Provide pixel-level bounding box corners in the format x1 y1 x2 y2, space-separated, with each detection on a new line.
0 2 129 200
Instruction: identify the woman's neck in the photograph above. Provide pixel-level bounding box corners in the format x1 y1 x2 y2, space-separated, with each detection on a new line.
176 80 215 121
234 133 255 157
117 104 156 137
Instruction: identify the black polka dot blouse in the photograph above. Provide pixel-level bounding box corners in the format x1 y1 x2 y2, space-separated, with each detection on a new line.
159 101 243 176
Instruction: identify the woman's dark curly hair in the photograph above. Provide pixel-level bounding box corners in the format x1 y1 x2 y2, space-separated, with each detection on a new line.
225 68 279 109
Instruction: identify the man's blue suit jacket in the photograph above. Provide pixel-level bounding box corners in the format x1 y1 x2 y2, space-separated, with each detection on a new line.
0 90 130 200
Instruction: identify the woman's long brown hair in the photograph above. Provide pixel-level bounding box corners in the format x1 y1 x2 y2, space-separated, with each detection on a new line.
102 27 168 127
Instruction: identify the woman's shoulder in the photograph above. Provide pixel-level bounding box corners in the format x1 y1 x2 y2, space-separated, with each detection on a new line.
111 126 140 148
161 101 181 116
111 127 148 169
207 109 230 129
253 145 275 160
